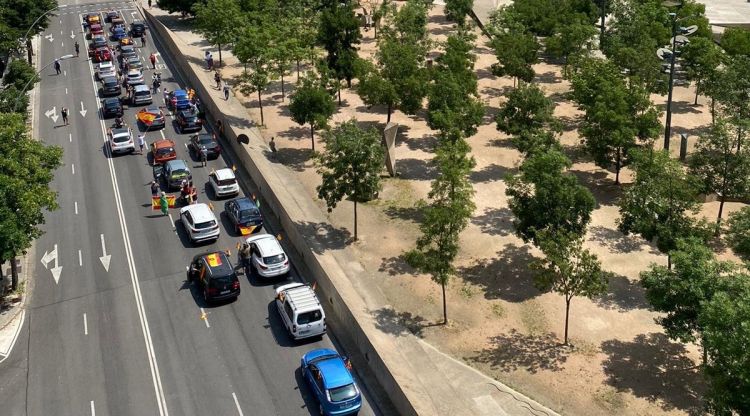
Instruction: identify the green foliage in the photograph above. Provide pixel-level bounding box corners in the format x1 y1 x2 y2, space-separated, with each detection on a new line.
689 120 750 227
390 0 429 44
317 0 361 87
618 149 709 259
427 32 484 137
0 113 63 265
505 148 596 246
570 57 660 184
192 0 243 64
544 12 597 70
531 229 607 345
0 0 57 37
315 119 384 240
235 22 275 124
444 0 473 27
720 27 750 57
0 86 29 118
487 7 540 84
0 22 21 55
640 237 734 349
495 83 561 155
712 55 750 137
725 207 750 259
406 130 475 324
157 0 197 15
699 273 750 415
3 59 39 91
680 36 725 105
289 76 336 150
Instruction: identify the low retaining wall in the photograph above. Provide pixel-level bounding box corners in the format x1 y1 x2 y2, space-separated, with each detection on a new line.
145 10 433 416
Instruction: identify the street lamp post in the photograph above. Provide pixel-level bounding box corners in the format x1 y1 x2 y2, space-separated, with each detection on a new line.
22 6 61 64
13 55 74 112
663 11 678 150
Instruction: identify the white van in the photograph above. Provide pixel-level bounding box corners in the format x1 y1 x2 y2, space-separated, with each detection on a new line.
274 282 326 340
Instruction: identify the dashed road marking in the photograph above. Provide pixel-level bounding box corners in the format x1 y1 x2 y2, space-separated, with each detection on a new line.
200 308 210 328
83 313 88 335
232 392 244 416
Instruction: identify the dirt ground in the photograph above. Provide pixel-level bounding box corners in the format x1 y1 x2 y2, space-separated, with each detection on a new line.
200 5 742 415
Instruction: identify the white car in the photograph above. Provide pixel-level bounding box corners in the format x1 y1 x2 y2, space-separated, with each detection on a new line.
96 60 116 80
107 127 135 154
180 203 220 243
209 168 240 198
125 68 144 86
246 234 290 278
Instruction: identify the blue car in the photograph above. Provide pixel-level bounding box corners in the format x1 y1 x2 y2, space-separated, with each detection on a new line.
167 89 192 111
111 27 127 40
301 349 361 416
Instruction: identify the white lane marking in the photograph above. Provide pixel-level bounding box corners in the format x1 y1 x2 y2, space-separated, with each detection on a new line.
78 249 82 266
232 392 244 416
83 313 88 335
74 201 78 215
160 130 165 139
72 164 75 175
0 310 25 364
80 19 169 416
90 400 95 415
184 143 188 150
63 70 66 77
65 88 68 95
69 133 72 142
200 308 210 328
167 213 175 229
99 233 111 272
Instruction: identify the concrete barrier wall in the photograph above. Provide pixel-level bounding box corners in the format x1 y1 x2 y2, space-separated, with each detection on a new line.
145 11 426 416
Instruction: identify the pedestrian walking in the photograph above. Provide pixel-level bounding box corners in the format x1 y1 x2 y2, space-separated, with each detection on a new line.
159 192 168 216
61 107 69 125
163 88 170 105
200 145 208 167
54 59 61 75
208 56 214 70
204 51 211 69
137 133 146 154
74 41 80 57
149 52 156 69
216 119 224 138
223 82 230 100
269 136 277 154
150 181 159 197
214 71 221 89
148 0 152 7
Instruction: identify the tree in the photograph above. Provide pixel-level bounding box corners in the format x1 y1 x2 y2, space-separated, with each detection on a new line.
689 120 750 231
505 148 596 246
640 237 734 364
495 83 561 154
680 37 724 105
444 0 473 27
724 207 750 259
317 0 362 94
720 27 750 57
406 130 476 324
157 0 197 15
427 32 484 137
0 86 29 117
234 23 274 125
544 13 597 73
192 0 243 66
487 7 540 86
712 56 750 149
0 0 56 63
531 230 607 345
618 149 710 267
699 273 750 415
0 113 63 290
315 120 384 241
3 59 39 91
289 77 336 151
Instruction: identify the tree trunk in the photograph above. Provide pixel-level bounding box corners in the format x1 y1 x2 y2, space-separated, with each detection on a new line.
667 254 672 270
280 72 285 101
353 200 358 241
564 296 571 345
296 59 301 82
26 38 33 65
386 103 391 123
737 126 743 152
694 85 699 106
441 281 448 325
337 84 342 106
716 194 726 235
702 335 708 366
258 90 264 125
10 256 18 291
615 148 622 185
218 43 222 67
0 263 4 295
310 125 315 151
710 97 716 125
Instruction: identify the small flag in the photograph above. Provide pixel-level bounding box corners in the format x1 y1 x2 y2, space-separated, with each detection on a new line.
276 234 282 241
312 281 317 291
232 165 237 171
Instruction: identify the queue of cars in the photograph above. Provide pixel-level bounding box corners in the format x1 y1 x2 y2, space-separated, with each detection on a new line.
84 10 362 415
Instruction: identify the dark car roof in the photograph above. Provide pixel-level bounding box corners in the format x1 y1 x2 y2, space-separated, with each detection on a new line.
233 198 255 211
131 20 145 27
102 76 119 85
194 251 234 278
103 98 120 106
178 109 198 118
193 133 217 145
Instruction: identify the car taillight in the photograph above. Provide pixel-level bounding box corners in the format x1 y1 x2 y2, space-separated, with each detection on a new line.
258 263 268 270
215 145 221 153
233 281 240 290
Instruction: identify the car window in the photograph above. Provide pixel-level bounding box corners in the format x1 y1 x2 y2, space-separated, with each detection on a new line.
194 219 216 230
263 253 285 265
238 208 259 222
283 301 294 321
328 383 357 403
296 310 322 325
312 366 325 392
216 178 235 186
184 212 193 225
155 147 174 156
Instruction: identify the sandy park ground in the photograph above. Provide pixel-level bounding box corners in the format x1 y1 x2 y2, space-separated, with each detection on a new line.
161 4 744 415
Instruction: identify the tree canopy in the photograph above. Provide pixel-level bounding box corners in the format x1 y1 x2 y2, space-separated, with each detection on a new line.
317 0 362 90
289 76 336 151
487 7 540 85
495 83 560 155
192 0 243 65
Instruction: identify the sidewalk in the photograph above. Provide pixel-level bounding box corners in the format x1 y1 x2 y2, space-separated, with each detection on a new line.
0 256 29 364
143 5 559 416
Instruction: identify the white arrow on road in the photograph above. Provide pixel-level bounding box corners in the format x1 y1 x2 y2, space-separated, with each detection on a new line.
44 34 54 43
44 107 59 123
40 244 62 284
70 30 75 39
79 101 87 117
99 234 111 272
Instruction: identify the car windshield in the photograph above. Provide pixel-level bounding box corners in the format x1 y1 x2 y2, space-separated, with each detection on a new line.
210 274 235 284
194 220 216 230
156 147 174 156
170 168 189 178
216 178 235 186
105 101 119 108
238 208 259 222
328 384 358 403
198 136 215 146
263 253 285 265
296 310 322 325
103 79 117 86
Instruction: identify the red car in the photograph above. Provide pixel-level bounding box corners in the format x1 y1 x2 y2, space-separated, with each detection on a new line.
151 139 177 165
93 47 112 63
89 23 104 38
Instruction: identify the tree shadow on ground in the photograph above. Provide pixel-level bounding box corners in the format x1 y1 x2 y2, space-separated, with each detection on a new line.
601 333 705 413
549 91 570 104
535 71 563 84
569 169 620 206
488 136 517 151
594 273 651 312
558 115 580 132
397 158 436 181
278 125 311 141
671 124 711 141
400 130 436 153
294 221 352 254
476 66 497 81
469 163 513 183
480 85 512 99
378 255 416 277
468 329 571 374
272 148 312 172
383 205 423 223
471 207 514 236
656 100 702 115
371 307 434 337
458 244 542 302
588 225 660 255
222 113 255 130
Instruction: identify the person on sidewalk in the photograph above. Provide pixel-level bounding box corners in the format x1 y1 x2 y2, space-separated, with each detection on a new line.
150 52 156 69
54 59 61 75
141 34 147 48
200 145 208 167
223 82 230 100
148 0 152 7
61 107 69 125
214 71 221 89
269 136 277 155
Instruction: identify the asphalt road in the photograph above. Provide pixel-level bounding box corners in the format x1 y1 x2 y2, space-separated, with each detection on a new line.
0 1 381 415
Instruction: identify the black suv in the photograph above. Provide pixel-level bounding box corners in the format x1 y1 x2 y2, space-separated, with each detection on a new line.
176 108 202 133
187 251 240 303
100 76 121 97
101 97 123 118
130 20 146 37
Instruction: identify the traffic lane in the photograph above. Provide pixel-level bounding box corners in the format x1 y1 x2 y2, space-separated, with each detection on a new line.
0 312 29 415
